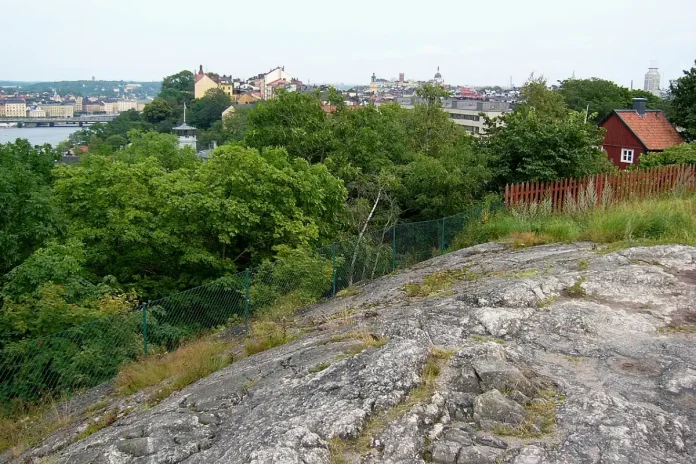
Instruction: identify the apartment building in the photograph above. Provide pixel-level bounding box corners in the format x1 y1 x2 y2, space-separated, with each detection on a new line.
39 103 75 118
397 97 510 135
3 98 27 117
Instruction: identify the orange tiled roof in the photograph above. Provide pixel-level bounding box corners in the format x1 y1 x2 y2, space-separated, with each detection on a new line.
615 110 683 151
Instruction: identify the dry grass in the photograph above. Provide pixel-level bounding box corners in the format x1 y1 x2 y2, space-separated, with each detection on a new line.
508 232 554 248
332 328 388 357
536 296 557 308
115 338 232 399
329 347 454 461
0 397 73 455
244 320 297 355
336 286 362 298
74 407 118 442
403 267 479 298
492 388 564 438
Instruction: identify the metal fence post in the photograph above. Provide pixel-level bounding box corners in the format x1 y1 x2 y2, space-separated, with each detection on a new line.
391 225 397 271
142 302 148 356
244 268 250 335
441 217 446 255
331 243 337 296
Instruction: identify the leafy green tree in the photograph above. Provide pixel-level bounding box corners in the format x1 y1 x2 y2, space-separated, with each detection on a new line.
52 142 346 297
484 109 611 185
557 78 632 122
161 70 194 94
187 145 347 263
115 130 198 171
558 78 672 123
143 98 174 125
406 84 460 157
104 135 128 151
639 141 696 168
519 75 567 119
400 137 491 219
245 90 332 163
670 60 696 141
0 140 61 275
189 88 232 130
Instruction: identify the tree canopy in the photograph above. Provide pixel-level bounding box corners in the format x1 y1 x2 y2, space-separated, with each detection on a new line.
484 79 612 185
670 60 696 141
558 77 670 123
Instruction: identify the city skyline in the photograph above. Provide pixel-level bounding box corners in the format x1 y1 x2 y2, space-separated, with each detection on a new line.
3 0 695 88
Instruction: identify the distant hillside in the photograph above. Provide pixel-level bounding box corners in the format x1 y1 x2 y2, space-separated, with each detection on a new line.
0 80 161 99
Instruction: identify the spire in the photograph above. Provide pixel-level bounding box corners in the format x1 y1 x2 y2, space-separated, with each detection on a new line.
183 103 187 123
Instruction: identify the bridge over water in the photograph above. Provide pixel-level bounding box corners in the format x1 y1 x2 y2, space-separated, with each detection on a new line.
0 115 118 127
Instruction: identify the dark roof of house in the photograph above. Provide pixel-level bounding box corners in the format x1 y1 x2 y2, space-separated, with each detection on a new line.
605 110 684 151
2 98 26 104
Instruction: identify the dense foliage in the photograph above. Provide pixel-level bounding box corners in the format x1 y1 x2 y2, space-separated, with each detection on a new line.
0 141 60 275
669 60 696 141
639 142 696 168
3 65 692 407
558 77 670 123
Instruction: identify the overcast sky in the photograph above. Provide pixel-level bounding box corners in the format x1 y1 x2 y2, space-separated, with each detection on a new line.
3 0 695 88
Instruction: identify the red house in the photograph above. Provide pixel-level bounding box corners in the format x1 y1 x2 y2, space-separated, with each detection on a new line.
599 98 683 168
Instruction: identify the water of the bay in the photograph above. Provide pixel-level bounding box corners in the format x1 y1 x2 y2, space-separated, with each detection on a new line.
0 126 80 147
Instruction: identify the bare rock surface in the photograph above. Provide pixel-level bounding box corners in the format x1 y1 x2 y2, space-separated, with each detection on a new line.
29 243 696 463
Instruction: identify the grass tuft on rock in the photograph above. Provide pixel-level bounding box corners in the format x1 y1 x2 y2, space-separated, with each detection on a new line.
493 387 565 438
332 328 388 357
309 363 331 374
74 408 119 441
336 286 362 298
245 320 297 356
329 346 454 462
565 276 587 298
116 338 232 398
403 267 479 298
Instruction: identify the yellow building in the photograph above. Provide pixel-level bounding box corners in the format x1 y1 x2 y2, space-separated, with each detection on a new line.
117 100 138 112
237 94 260 105
220 82 235 98
3 99 27 117
39 103 75 118
195 68 219 99
75 97 83 112
0 103 5 117
29 108 47 118
84 102 106 113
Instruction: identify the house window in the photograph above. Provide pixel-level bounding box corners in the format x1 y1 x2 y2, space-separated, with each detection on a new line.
621 148 634 164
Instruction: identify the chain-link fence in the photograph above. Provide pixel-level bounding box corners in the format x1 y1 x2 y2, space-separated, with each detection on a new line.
0 203 498 415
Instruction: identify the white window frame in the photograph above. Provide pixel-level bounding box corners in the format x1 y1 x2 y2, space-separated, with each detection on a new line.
621 148 635 164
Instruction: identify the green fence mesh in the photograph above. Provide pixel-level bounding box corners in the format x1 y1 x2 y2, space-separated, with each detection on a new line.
0 203 499 414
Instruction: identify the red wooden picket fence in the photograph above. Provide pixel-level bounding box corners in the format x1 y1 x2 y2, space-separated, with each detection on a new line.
505 164 696 210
